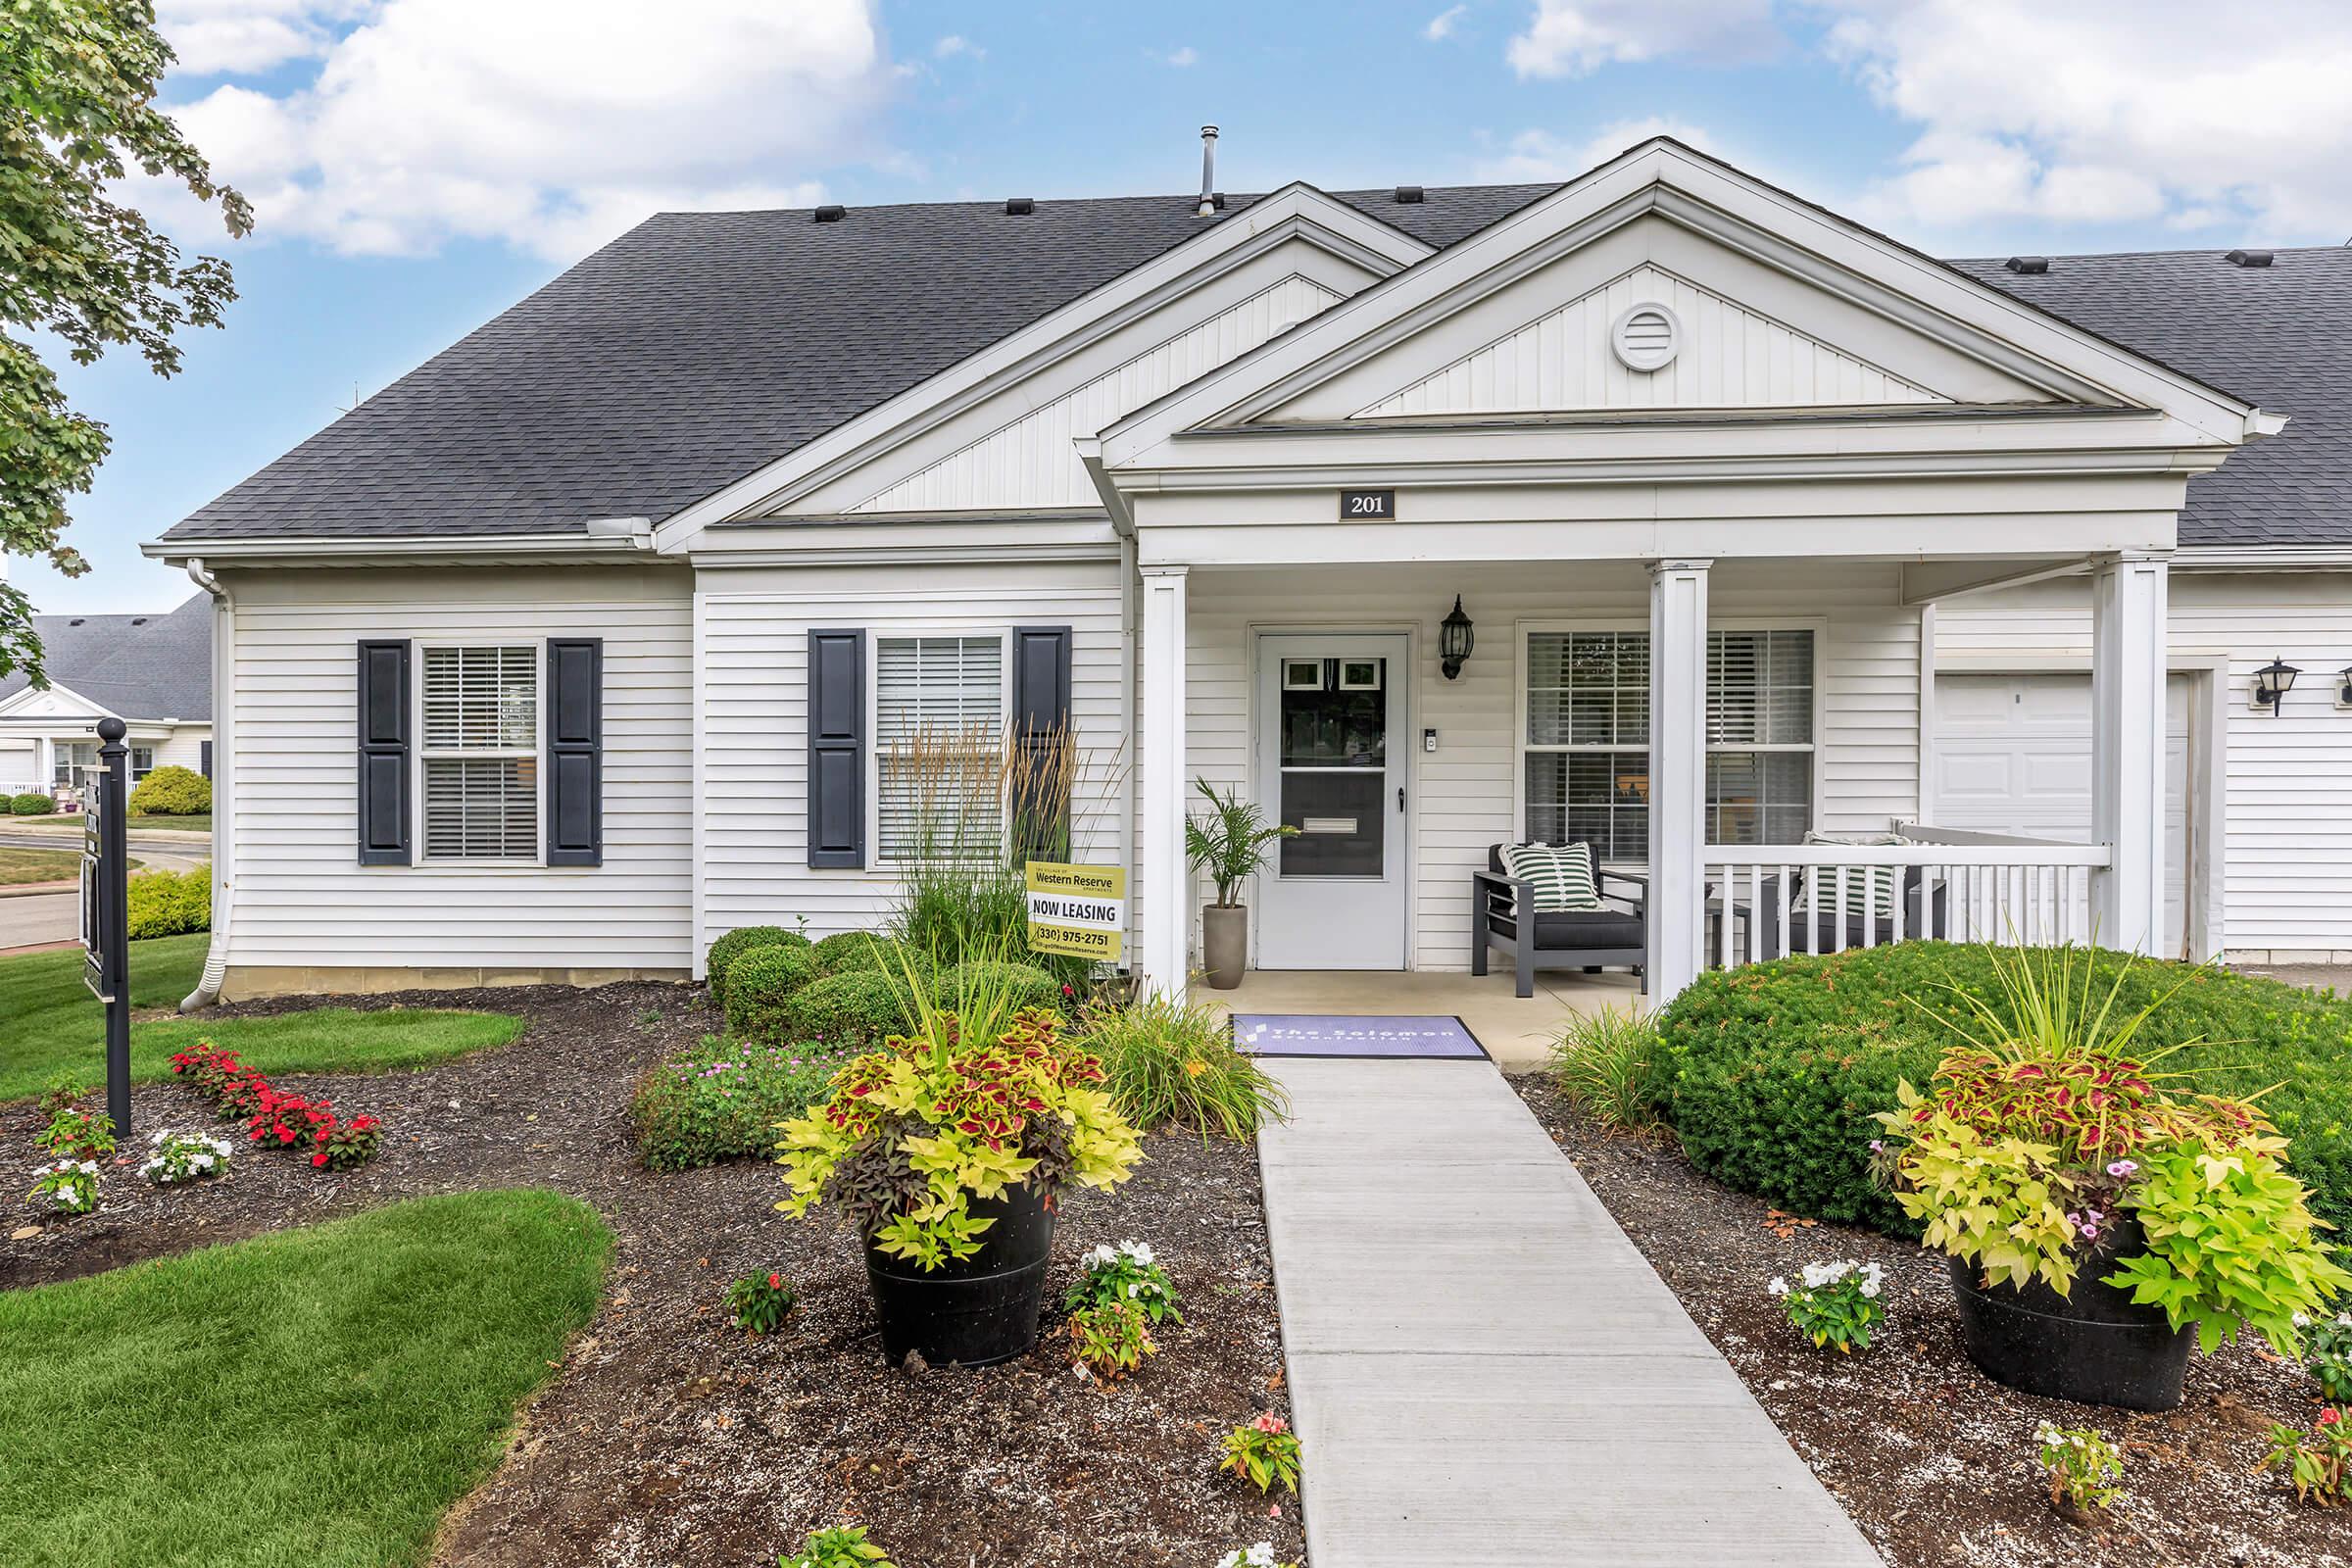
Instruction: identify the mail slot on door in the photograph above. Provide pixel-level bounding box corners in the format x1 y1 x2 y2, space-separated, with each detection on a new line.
1299 816 1357 835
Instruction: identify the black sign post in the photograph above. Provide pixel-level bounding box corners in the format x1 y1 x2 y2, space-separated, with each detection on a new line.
82 717 133 1140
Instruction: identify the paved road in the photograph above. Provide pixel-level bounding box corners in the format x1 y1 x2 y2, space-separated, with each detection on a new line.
1257 1056 1880 1567
0 891 77 953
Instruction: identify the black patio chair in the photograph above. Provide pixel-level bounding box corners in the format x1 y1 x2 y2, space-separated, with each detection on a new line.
1471 842 1647 999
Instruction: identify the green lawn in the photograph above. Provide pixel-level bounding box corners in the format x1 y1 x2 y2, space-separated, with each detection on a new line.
127 812 212 835
0 846 95 886
0 1191 611 1568
0 937 526 1102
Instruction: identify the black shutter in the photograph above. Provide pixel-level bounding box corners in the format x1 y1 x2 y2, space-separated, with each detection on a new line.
1009 625 1073 858
199 740 213 778
545 638 603 867
807 628 865 868
357 640 411 865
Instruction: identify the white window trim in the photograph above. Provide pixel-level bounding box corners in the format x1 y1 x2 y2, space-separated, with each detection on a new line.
865 628 1014 868
412 638 547 867
1513 616 1829 863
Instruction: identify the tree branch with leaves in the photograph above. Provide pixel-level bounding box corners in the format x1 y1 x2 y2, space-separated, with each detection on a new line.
0 0 250 683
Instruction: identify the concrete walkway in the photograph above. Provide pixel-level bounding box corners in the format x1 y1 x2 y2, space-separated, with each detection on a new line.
1257 1057 1882 1567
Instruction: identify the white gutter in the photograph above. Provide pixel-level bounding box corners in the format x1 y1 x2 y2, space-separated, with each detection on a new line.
179 558 233 1010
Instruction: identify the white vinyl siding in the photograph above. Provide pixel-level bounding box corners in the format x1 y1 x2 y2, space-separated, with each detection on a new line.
699 560 1126 956
419 645 540 861
1183 560 1917 971
874 634 1005 861
1935 569 2352 959
219 565 692 971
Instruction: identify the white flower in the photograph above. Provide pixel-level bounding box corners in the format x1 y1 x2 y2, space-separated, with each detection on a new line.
1247 1546 1277 1568
1121 1240 1156 1265
2337 1312 2351 1328
2296 1312 2313 1328
1767 1276 1788 1297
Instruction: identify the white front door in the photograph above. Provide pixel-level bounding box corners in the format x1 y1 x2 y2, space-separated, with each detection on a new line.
1252 634 1409 969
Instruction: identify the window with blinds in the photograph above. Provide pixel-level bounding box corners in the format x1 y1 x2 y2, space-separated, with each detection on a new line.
875 635 1004 862
1523 627 1814 861
419 645 539 859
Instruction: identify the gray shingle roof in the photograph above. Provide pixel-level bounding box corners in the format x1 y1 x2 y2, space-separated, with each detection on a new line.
160 179 2349 554
1960 247 2352 550
162 184 1555 543
0 594 213 720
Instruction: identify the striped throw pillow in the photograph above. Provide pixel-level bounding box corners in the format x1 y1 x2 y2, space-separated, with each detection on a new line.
1501 842 1604 912
1794 831 1904 918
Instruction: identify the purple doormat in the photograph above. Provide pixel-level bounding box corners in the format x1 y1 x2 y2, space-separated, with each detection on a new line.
1232 1014 1489 1060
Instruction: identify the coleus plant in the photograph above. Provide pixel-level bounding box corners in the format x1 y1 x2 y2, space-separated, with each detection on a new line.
774 949 1144 1270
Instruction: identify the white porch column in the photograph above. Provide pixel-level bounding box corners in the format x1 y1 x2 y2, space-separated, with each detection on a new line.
1646 560 1710 1003
1137 564 1190 996
2090 552 2170 954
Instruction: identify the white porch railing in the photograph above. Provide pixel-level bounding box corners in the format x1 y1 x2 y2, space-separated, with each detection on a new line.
1699 824 2110 971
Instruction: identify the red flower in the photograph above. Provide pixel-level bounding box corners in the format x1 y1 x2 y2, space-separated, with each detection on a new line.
767 1272 782 1290
2323 1408 2343 1427
312 1152 328 1168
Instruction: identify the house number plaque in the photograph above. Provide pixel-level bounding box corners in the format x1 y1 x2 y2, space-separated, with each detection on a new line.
1339 488 1396 520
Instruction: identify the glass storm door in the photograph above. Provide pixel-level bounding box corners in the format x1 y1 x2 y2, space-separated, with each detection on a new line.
1252 633 1409 969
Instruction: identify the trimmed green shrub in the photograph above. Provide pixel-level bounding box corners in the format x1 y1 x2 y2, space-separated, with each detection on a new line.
812 929 891 975
723 945 822 1043
780 969 912 1051
629 1036 847 1170
939 958 1063 1017
127 764 211 816
125 864 211 940
9 792 56 815
1657 942 2352 1236
705 925 808 1010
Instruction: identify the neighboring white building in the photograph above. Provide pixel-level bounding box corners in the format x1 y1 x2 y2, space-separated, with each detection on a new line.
144 139 2339 1002
0 595 214 807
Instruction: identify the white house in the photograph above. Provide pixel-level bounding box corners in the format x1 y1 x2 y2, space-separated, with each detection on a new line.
0 594 214 807
145 138 2342 1005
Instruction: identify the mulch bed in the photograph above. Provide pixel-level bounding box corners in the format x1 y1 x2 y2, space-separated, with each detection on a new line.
3 983 1302 1568
1508 1073 2349 1568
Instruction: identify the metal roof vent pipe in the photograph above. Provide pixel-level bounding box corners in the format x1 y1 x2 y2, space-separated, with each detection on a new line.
2228 248 2274 268
2005 256 2049 274
813 204 846 223
1005 196 1034 216
1197 124 1219 217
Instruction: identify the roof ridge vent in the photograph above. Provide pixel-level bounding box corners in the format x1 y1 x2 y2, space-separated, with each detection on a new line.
812 204 846 223
2004 256 2049 274
1395 185 1425 204
1004 197 1034 216
2227 248 2274 268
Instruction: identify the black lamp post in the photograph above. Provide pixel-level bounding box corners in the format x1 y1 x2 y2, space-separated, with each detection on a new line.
1440 595 1475 680
2252 655 2300 715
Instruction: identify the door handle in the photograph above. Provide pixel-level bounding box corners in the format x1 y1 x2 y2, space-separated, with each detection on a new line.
1396 786 1405 813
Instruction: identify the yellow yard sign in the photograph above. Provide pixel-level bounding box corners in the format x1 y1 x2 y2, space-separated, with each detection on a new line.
1024 860 1126 963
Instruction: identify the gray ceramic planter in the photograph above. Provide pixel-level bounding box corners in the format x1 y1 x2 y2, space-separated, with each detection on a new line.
1201 904 1249 989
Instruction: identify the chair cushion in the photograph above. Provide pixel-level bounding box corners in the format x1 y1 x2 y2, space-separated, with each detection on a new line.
1500 842 1603 912
1532 908 1644 950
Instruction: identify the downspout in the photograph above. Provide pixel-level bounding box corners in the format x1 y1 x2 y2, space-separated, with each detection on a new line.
179 558 232 1010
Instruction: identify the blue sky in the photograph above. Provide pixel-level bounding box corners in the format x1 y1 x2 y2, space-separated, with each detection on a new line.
23 0 2351 612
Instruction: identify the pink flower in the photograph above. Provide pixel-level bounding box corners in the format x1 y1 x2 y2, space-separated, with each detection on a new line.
2107 1159 2138 1178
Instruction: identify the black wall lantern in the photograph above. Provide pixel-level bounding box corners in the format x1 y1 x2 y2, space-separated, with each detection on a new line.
2252 655 2300 715
2336 665 2352 711
1440 595 1476 680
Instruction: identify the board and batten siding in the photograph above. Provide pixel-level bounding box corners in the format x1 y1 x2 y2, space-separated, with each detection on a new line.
220 565 693 975
1180 559 1922 971
1935 570 2352 959
698 560 1126 965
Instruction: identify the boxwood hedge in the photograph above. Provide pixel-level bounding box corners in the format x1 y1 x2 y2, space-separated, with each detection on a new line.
723 945 822 1044
780 970 913 1051
705 926 808 1010
1656 942 2352 1237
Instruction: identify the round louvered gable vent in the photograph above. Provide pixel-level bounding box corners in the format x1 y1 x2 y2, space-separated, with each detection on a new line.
1610 302 1681 371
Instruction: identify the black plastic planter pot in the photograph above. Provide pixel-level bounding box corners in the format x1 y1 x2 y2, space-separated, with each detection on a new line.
863 1183 1055 1367
1945 1217 2192 1411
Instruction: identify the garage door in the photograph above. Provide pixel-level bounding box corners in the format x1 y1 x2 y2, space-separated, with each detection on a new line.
1932 673 2191 956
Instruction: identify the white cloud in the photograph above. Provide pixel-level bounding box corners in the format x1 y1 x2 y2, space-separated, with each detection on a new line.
1474 117 1721 183
1819 0 2352 240
1162 45 1200 68
1506 0 1778 77
933 33 981 60
158 0 353 75
1425 5 1468 41
154 0 893 260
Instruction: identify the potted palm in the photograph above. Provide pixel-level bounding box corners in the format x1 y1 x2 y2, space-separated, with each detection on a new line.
772 953 1145 1366
1184 779 1298 990
1874 945 2351 1410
